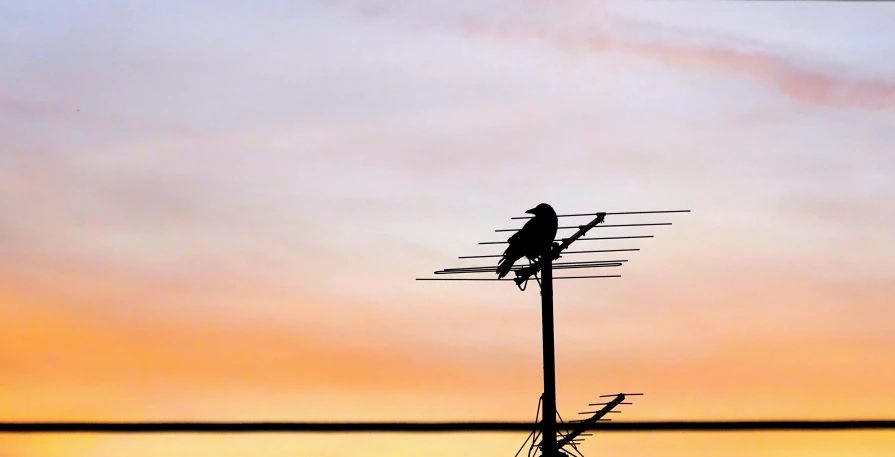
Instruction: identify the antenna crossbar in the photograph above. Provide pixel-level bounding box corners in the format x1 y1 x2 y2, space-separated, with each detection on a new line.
511 209 690 220
479 235 652 245
434 260 626 275
458 248 640 259
496 223 671 232
415 275 621 281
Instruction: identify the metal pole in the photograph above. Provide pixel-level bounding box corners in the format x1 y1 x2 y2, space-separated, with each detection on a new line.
540 254 557 457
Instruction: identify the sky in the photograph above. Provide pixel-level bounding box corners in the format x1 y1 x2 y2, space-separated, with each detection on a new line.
1 0 894 455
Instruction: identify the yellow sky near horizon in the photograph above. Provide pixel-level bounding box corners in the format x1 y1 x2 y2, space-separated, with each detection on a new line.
3 262 895 456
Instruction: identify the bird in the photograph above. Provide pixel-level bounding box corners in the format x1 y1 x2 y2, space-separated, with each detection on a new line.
496 203 558 279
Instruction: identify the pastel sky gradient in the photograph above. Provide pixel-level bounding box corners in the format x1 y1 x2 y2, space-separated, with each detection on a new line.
2 0 894 456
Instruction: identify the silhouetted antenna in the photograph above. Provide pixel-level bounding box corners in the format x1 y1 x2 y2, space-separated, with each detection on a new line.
416 275 621 281
554 393 636 450
496 222 672 232
458 248 640 259
434 260 627 275
419 204 689 457
478 235 653 245
511 210 690 220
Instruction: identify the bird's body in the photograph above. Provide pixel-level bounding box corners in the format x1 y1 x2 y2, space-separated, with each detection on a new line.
496 203 558 279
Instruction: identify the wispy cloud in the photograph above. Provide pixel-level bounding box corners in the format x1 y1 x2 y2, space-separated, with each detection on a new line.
331 0 895 110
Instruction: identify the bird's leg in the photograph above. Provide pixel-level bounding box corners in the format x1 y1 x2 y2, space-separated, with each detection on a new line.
515 258 532 291
525 256 542 287
532 258 541 287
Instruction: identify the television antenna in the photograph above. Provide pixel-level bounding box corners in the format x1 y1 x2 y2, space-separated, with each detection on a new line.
418 206 689 457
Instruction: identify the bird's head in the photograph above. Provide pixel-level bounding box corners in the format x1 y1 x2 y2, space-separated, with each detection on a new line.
525 203 556 217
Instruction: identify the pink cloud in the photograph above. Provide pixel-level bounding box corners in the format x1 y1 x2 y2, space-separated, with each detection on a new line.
344 1 895 110
625 41 895 110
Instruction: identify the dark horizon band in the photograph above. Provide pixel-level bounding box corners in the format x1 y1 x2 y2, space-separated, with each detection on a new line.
3 420 895 433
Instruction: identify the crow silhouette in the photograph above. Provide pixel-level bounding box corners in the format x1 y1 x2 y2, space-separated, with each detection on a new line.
496 203 558 279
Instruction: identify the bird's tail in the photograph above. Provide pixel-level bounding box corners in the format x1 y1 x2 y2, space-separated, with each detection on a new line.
495 256 515 279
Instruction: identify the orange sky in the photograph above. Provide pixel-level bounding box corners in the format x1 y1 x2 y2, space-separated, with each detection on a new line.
2 0 895 456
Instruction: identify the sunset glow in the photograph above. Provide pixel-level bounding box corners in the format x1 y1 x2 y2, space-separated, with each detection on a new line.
2 0 894 455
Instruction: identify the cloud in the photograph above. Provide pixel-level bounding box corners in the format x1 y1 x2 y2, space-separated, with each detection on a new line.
334 0 895 110
623 41 895 110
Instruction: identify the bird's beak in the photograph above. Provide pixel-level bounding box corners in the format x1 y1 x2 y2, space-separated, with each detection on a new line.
525 207 537 215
